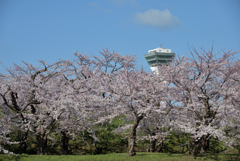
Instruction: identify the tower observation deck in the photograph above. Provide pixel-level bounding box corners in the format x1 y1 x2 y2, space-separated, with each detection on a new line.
144 46 175 72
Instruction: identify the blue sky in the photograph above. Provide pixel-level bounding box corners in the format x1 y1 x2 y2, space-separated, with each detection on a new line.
0 0 239 71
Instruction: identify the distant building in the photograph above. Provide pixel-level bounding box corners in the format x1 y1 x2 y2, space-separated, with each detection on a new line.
144 46 175 72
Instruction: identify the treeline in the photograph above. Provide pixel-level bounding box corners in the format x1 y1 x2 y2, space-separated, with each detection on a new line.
0 47 240 157
3 120 231 155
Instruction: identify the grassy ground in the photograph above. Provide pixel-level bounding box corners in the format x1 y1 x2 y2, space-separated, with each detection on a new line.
0 153 239 161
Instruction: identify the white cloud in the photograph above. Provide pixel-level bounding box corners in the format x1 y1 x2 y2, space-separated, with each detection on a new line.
135 9 180 28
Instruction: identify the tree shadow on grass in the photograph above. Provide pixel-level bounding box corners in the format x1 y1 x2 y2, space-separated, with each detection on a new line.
205 153 221 161
0 154 29 161
132 153 159 157
204 153 240 161
134 152 183 158
224 154 240 161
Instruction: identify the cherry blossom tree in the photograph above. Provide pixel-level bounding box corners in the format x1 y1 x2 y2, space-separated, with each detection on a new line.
0 60 70 154
219 60 240 149
52 48 137 155
0 62 46 154
167 46 239 156
98 65 174 156
0 71 19 154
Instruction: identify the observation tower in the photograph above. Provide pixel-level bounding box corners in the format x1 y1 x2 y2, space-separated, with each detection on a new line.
144 46 175 72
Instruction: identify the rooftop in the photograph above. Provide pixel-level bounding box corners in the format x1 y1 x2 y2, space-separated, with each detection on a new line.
148 47 171 54
144 47 175 66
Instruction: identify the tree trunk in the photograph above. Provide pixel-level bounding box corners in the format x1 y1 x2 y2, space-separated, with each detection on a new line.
200 135 209 153
156 140 163 152
146 145 150 152
61 131 69 155
18 130 28 154
156 134 163 152
189 137 201 157
128 115 144 156
149 137 156 152
189 137 195 156
37 133 48 155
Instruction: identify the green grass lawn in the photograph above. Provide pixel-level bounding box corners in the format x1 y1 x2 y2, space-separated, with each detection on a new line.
0 153 239 161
